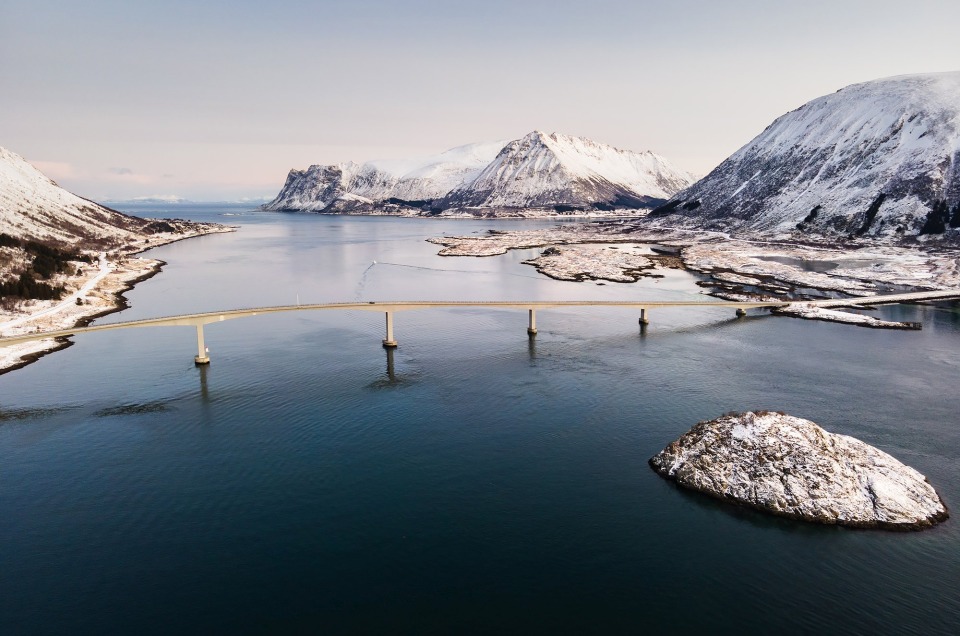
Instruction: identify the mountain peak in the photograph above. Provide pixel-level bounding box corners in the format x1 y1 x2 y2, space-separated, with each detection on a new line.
263 133 694 215
651 71 960 243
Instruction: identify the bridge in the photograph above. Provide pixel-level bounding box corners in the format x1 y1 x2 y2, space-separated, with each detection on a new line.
1 290 957 364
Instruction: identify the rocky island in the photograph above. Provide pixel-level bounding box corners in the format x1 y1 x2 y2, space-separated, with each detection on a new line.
650 411 949 530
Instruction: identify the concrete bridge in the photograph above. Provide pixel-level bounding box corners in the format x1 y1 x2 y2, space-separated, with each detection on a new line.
1 290 957 365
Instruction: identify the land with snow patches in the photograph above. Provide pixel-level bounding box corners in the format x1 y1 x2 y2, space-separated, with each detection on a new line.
428 222 960 328
0 228 231 374
430 72 960 326
0 145 232 373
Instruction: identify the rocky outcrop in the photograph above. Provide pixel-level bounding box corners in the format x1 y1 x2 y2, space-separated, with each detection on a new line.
650 411 949 529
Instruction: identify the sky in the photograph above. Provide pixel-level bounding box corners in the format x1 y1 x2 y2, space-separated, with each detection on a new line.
2 0 959 202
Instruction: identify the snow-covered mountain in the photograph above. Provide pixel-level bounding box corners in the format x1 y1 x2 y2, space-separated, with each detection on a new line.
438 131 692 212
649 72 960 242
262 141 506 212
263 132 693 215
0 146 149 247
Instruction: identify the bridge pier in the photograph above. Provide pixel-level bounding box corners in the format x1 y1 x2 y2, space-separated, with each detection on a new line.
527 309 537 336
639 308 649 325
382 311 398 348
194 323 210 365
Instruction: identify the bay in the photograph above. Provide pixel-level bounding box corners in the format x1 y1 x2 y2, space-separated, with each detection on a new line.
1 205 958 634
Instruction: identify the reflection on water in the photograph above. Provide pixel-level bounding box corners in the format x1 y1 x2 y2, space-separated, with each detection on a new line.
0 405 72 422
755 254 892 274
198 363 210 403
95 402 169 417
366 347 418 389
755 255 840 272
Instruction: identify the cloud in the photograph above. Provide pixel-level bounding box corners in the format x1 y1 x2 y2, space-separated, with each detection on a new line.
130 194 186 203
102 168 155 184
29 160 77 180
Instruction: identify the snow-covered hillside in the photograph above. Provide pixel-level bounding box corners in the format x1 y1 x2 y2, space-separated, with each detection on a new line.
0 146 148 247
650 72 960 242
263 132 693 215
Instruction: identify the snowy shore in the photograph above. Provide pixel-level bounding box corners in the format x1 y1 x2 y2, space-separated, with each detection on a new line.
428 223 960 324
0 223 233 374
772 303 922 329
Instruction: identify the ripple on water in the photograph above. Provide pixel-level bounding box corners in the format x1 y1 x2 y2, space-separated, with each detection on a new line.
94 402 170 417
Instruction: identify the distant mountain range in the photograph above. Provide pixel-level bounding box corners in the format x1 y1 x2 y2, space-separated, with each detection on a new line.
262 131 694 215
649 72 960 243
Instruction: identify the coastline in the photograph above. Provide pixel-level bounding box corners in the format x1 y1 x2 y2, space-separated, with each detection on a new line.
0 224 234 374
264 206 648 221
427 222 960 326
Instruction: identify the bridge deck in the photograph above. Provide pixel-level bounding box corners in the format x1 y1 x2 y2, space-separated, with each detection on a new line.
1 289 958 349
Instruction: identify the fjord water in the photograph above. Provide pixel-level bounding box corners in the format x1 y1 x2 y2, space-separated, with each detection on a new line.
1 207 958 634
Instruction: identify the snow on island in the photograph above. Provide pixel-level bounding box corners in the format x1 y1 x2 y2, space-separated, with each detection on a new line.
650 411 949 530
428 224 960 327
772 303 921 329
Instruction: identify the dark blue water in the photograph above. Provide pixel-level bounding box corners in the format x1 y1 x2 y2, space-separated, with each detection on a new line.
2 206 958 634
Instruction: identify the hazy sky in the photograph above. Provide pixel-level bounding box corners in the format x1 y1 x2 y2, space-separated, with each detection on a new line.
2 0 958 201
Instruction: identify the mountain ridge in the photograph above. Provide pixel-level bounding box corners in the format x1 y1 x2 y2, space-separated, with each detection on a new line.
647 71 960 243
262 132 694 215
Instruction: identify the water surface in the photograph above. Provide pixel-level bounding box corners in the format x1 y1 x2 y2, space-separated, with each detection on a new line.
1 206 958 634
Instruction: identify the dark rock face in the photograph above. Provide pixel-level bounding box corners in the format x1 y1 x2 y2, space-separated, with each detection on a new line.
648 72 960 244
650 411 949 529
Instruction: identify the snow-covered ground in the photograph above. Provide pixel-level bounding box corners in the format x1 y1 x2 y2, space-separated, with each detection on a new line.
521 244 657 282
0 225 233 373
427 225 638 257
428 223 960 326
773 303 921 329
0 256 158 372
0 253 110 331
0 144 236 373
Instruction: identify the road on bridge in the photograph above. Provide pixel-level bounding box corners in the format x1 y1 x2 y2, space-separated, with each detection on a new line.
1 289 958 365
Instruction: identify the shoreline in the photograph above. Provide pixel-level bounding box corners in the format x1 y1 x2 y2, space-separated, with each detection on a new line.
0 225 233 375
264 207 647 221
426 223 960 327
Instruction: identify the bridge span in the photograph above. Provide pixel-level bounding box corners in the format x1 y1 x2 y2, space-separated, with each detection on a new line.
1 290 958 365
